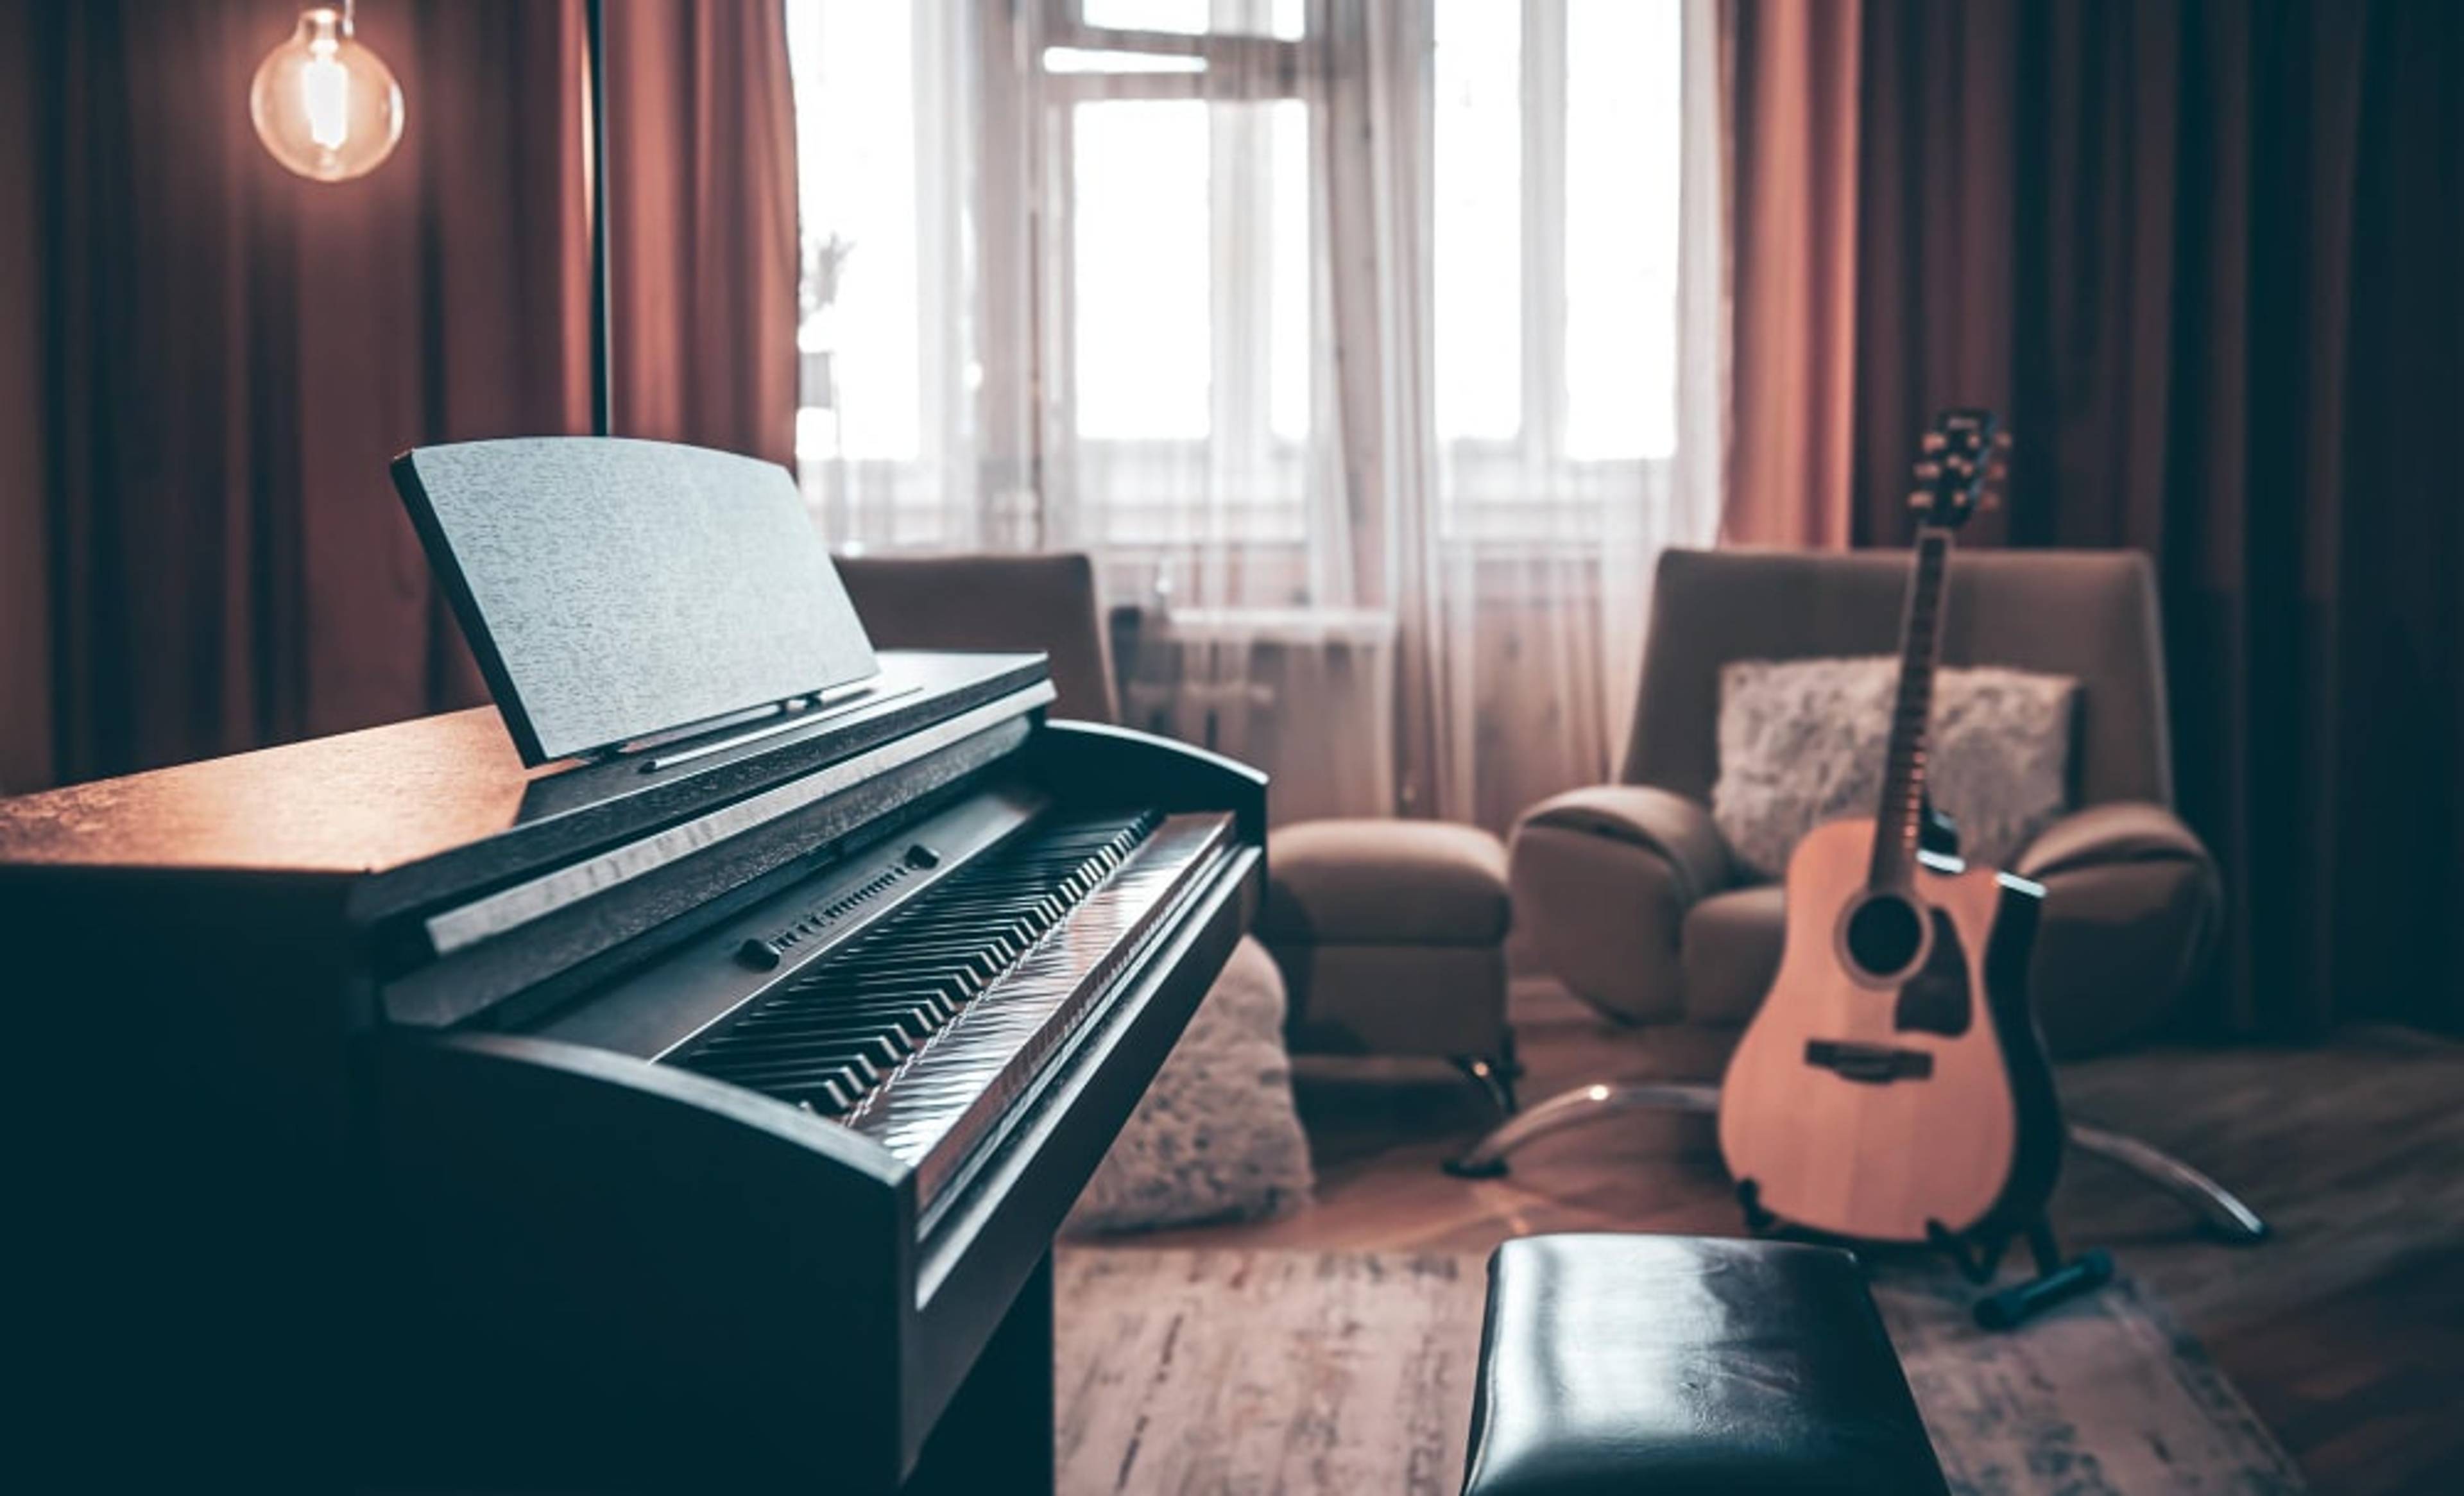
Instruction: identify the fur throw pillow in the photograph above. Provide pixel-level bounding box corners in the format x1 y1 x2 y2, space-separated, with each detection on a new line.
1068 935 1315 1234
1713 657 2078 881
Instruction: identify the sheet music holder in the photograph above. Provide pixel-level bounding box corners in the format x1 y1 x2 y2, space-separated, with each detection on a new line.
391 437 880 766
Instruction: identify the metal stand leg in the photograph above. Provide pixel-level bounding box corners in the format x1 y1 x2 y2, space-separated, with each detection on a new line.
2068 1122 2270 1244
1442 1080 1717 1178
1444 1081 2270 1245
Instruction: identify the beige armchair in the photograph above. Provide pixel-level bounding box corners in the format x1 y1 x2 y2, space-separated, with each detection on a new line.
1512 547 2221 1060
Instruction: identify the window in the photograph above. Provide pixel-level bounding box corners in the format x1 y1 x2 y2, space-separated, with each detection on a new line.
786 0 1684 553
1038 0 1316 547
783 0 970 548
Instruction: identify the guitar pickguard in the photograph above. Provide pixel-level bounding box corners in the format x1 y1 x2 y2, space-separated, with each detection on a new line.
1893 908 1972 1036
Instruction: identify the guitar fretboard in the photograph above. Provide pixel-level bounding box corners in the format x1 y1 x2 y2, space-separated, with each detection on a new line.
1869 529 1952 888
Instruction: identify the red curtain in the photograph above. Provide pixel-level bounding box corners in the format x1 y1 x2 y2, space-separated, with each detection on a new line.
2 0 801 788
1722 0 1865 547
604 0 801 470
1735 0 2462 1033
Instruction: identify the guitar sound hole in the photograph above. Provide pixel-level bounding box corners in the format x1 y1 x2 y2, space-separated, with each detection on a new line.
1844 894 1926 978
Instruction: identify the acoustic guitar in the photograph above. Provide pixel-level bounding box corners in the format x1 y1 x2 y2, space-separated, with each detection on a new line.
1716 409 2063 1249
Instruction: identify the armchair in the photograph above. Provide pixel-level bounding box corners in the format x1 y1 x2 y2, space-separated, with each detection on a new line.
1512 546 2220 1056
1453 547 2262 1242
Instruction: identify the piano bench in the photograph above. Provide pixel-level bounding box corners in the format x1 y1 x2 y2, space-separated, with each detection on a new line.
1462 1235 1950 1496
1256 818 1513 1077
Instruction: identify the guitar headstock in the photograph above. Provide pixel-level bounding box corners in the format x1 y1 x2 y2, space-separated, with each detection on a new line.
1907 408 2010 529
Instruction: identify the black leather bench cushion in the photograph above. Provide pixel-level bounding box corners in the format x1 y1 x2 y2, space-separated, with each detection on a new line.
1462 1235 1949 1495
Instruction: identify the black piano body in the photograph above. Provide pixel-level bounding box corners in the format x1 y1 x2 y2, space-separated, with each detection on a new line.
2 649 1264 1492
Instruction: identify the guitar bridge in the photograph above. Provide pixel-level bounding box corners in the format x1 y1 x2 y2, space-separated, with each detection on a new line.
1804 1040 1935 1085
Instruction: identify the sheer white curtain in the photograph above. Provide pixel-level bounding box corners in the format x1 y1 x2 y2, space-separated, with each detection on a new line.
787 0 1722 829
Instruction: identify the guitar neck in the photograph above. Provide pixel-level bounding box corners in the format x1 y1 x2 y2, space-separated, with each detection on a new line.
1869 528 1954 887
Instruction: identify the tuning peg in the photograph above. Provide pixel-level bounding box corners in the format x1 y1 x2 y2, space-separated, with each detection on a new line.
1922 432 1947 453
1993 430 2014 451
1977 491 2004 512
1907 490 1931 509
1987 463 2009 485
1913 461 1942 481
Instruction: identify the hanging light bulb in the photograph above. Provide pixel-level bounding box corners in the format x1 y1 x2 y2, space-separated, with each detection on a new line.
250 2 403 182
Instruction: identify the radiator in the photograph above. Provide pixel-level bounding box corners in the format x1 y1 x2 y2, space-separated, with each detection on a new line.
1112 606 1396 825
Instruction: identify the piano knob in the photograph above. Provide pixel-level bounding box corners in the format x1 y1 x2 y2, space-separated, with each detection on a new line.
737 936 784 971
905 844 942 870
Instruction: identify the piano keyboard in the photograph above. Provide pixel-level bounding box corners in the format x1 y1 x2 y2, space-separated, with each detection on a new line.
669 807 1234 1203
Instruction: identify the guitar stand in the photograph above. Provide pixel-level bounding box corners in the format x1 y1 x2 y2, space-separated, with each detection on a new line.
1734 1180 2116 1331
1446 1079 2270 1244
1963 1221 2115 1332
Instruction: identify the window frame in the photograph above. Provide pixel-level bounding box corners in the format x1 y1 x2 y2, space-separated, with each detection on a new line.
791 0 1675 558
1031 0 1318 551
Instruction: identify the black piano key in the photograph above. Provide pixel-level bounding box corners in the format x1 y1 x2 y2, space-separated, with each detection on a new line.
779 1076 858 1115
795 956 983 990
701 1031 904 1077
697 1057 887 1097
788 972 971 1007
701 1063 877 1105
704 1008 935 1051
740 1011 945 1049
740 992 957 1031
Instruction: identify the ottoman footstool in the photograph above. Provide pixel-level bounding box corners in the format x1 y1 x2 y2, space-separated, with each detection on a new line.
1462 1235 1948 1495
1257 818 1516 1111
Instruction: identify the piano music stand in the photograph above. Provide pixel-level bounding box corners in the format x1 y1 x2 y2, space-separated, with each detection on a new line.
392 437 883 766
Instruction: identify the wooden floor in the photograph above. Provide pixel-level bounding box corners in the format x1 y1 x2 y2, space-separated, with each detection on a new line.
1136 981 2464 1495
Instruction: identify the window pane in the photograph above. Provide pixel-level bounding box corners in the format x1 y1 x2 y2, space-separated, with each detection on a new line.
1564 0 1681 460
1433 0 1521 443
788 0 921 463
1072 101 1211 440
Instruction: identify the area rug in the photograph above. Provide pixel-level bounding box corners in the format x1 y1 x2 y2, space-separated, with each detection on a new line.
1054 1248 2306 1495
